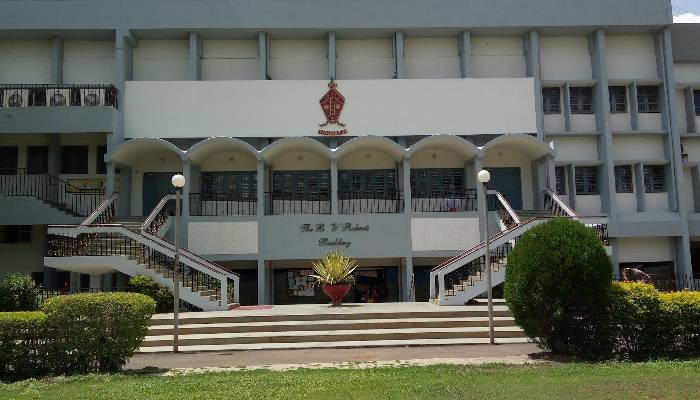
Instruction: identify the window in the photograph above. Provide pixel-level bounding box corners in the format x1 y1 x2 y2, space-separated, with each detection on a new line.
96 145 108 175
643 165 666 193
542 87 561 114
410 168 465 198
0 225 31 244
0 147 18 174
272 171 330 197
575 166 598 194
338 169 397 198
637 86 659 113
609 86 627 113
60 146 89 174
614 166 633 193
569 87 593 114
555 167 566 195
694 90 700 116
27 146 49 174
202 172 257 199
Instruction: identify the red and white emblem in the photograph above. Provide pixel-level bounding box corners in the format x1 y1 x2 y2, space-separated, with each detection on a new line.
319 80 346 128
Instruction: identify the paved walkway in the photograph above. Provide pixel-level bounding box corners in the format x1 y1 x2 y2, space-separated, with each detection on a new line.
127 343 541 372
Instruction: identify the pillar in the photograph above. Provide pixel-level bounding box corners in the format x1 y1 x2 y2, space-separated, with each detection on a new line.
256 158 265 216
402 156 412 216
89 274 102 291
50 36 63 84
113 30 135 148
403 257 414 302
257 258 269 305
629 82 639 131
393 32 405 79
331 158 339 214
47 134 61 176
634 163 645 212
684 88 697 134
327 32 336 80
474 157 487 240
692 166 700 213
118 166 132 217
524 31 543 139
188 31 202 81
458 31 472 78
566 164 577 209
258 32 269 80
674 235 694 278
106 162 116 195
69 272 80 291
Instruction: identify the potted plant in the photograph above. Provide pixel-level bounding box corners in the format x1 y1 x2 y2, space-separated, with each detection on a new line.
311 251 358 307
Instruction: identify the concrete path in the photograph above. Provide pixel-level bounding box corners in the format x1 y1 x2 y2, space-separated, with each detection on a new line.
127 343 542 372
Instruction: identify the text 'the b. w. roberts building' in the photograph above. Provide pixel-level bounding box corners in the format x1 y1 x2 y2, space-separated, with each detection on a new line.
1 0 699 308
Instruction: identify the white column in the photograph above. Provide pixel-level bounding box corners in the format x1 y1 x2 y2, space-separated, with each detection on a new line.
89 274 102 291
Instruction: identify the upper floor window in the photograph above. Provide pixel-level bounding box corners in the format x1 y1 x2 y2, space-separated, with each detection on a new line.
643 165 665 193
272 170 330 196
339 169 397 199
637 86 659 113
27 146 49 175
609 86 627 113
0 147 18 174
555 167 566 195
542 87 561 114
202 171 257 199
410 168 465 198
569 87 593 114
0 225 31 244
614 165 633 193
96 146 108 175
694 90 700 116
60 146 89 174
575 166 598 195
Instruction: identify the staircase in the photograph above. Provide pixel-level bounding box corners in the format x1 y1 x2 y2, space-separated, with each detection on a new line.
140 300 527 352
430 188 609 306
45 193 240 311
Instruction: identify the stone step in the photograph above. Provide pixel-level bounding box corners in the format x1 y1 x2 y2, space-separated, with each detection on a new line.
147 316 518 336
141 326 526 347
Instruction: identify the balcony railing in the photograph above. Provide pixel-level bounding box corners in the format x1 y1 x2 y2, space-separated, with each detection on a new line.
338 191 404 214
411 189 477 213
0 84 118 109
190 193 257 216
264 191 331 215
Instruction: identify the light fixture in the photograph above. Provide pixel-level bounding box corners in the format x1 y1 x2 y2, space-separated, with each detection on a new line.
477 169 491 183
171 174 186 188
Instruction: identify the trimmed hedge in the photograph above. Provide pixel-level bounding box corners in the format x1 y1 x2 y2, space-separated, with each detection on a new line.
128 275 173 313
0 274 39 312
0 292 155 381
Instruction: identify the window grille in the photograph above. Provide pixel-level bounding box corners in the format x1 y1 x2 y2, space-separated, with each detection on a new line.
614 165 633 193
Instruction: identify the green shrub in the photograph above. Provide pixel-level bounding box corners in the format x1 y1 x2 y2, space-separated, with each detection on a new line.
128 275 173 313
660 290 700 357
0 311 47 380
504 218 612 358
0 274 39 312
42 292 156 373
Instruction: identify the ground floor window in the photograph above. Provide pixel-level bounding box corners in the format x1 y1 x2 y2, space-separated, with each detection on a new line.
0 225 31 244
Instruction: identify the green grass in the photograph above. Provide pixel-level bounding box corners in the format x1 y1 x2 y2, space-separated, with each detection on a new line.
2 361 700 400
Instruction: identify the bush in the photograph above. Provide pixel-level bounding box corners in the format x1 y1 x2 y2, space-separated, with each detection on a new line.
0 312 47 381
504 218 612 358
128 275 173 313
42 292 156 373
661 290 700 357
0 274 39 312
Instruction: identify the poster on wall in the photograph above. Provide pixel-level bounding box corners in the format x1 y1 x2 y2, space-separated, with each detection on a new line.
65 177 120 192
287 269 315 297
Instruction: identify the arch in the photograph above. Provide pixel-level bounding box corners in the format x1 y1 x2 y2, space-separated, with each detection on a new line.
105 138 184 166
260 137 332 163
186 137 259 168
480 134 554 159
334 136 406 162
408 135 480 160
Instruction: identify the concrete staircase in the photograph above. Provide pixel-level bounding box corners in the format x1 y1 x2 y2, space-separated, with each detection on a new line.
139 301 528 352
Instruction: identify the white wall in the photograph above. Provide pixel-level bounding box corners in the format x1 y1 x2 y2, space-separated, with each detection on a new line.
674 89 688 134
411 148 466 169
612 136 665 160
0 40 51 83
610 112 632 131
63 41 115 83
616 193 637 213
638 113 663 131
575 194 602 215
471 37 525 78
617 237 673 262
411 217 480 251
269 40 327 80
683 168 694 213
645 192 669 212
683 139 700 162
133 40 188 81
543 114 565 133
606 35 658 80
57 133 109 182
270 150 329 171
338 150 397 170
539 37 591 81
553 137 599 161
199 152 257 171
336 39 394 79
0 225 47 280
404 38 460 79
570 114 596 132
125 79 537 138
673 62 700 83
201 40 258 80
188 221 259 254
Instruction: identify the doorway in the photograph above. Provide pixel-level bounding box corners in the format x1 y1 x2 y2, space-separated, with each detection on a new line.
142 172 177 215
488 168 522 210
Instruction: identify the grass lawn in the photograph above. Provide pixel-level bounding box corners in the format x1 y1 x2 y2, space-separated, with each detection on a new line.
2 361 700 400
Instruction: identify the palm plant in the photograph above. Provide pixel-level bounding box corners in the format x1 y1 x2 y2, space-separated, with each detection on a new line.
311 251 358 285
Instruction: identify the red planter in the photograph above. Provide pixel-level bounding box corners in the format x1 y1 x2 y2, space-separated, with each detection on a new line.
322 284 351 306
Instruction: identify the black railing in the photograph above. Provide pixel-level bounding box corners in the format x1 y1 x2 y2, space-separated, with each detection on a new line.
411 189 477 212
0 168 105 217
264 191 331 215
443 239 514 298
338 191 403 214
144 198 175 234
0 84 118 109
190 193 257 216
543 189 573 217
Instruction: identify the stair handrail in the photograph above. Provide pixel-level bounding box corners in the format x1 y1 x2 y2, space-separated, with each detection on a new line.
142 194 175 234
543 187 576 217
81 192 118 226
489 190 520 228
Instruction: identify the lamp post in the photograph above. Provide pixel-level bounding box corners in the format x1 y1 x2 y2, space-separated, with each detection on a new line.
477 169 495 345
171 173 186 353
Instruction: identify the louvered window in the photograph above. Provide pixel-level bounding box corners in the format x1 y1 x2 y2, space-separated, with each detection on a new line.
410 168 465 198
643 165 666 193
338 169 397 199
637 86 659 113
272 170 330 198
609 86 627 113
60 146 89 174
575 166 598 194
555 167 566 195
614 165 633 193
542 87 561 114
694 90 700 116
27 146 49 175
202 172 257 199
569 87 593 114
0 146 18 174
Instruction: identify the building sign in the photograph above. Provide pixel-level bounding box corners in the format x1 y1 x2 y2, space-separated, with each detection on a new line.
318 80 348 136
299 222 370 248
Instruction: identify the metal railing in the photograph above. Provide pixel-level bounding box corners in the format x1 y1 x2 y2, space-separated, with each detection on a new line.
411 189 477 212
264 191 331 215
190 192 257 216
0 84 118 109
143 195 175 234
0 168 105 217
338 191 403 214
